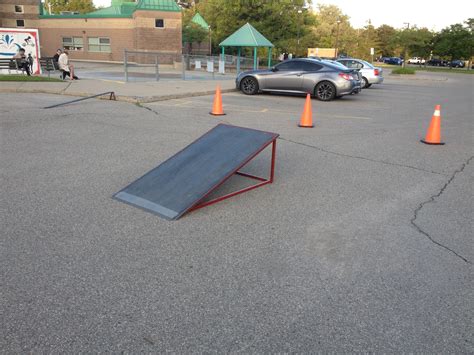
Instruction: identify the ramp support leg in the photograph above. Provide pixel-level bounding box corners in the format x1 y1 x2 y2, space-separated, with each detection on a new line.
190 139 276 212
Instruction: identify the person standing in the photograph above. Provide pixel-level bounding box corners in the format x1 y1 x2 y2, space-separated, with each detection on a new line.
13 48 31 76
58 49 77 80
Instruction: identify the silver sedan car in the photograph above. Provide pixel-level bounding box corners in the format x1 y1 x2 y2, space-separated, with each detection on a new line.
336 58 383 88
236 58 362 101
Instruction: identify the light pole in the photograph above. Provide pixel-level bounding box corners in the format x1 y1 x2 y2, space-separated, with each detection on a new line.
334 18 341 59
208 25 212 56
403 22 410 68
297 9 302 56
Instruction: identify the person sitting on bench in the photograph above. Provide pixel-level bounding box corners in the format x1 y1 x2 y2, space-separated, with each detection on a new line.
58 49 78 80
13 48 31 76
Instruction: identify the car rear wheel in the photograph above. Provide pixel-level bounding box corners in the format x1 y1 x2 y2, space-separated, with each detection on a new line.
240 76 259 95
315 81 336 101
361 77 369 88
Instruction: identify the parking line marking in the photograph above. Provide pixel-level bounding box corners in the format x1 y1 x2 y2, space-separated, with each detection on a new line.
144 102 372 119
97 79 125 84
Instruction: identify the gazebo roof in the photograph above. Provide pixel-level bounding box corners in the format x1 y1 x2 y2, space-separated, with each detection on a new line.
219 23 274 47
191 13 209 30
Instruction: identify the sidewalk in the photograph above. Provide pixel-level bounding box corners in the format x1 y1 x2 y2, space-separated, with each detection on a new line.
0 77 237 103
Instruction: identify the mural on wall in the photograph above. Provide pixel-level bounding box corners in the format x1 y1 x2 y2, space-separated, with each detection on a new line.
0 28 41 74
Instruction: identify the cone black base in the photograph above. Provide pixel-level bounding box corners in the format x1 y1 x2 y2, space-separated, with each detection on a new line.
210 112 226 116
298 124 314 128
420 139 445 145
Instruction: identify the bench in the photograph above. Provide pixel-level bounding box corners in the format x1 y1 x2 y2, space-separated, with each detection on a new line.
39 57 58 78
0 58 19 74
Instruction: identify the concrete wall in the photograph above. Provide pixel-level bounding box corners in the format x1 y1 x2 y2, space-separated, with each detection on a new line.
0 0 40 28
39 18 135 61
133 10 182 55
1 0 182 63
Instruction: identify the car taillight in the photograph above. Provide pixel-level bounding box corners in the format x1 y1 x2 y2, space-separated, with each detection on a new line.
374 69 380 76
339 73 351 81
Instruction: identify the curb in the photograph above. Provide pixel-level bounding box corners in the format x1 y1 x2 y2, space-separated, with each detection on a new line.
0 87 238 103
387 74 448 81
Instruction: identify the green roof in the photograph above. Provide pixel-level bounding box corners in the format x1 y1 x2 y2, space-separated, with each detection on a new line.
219 23 274 47
39 0 180 19
136 0 180 11
191 13 209 30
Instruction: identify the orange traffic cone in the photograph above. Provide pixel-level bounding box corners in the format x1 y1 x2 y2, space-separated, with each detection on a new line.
421 105 445 145
298 94 314 128
210 85 225 116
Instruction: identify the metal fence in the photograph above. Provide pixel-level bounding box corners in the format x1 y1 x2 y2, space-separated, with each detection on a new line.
122 50 260 82
123 49 182 82
181 54 256 80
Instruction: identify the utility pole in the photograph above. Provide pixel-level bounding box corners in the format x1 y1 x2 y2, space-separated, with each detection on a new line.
208 25 212 56
335 18 341 59
297 9 302 56
403 22 410 68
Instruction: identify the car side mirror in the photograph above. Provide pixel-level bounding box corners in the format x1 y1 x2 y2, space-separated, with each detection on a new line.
271 66 278 72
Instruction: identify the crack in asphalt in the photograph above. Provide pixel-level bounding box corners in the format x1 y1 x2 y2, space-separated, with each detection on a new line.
278 137 445 175
136 102 159 116
60 81 73 94
410 156 473 264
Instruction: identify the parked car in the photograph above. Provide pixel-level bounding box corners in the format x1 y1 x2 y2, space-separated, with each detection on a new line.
336 58 383 88
384 57 403 65
236 58 362 101
427 58 448 66
448 60 465 68
407 57 426 64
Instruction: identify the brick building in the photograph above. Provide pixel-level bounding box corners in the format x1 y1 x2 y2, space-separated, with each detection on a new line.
0 0 182 62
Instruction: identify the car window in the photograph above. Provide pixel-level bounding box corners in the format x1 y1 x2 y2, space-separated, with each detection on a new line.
300 61 323 72
360 60 373 68
276 61 304 71
346 60 363 69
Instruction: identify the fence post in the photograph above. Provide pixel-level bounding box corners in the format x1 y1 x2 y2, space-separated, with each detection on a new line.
155 54 159 81
181 55 185 80
124 49 128 82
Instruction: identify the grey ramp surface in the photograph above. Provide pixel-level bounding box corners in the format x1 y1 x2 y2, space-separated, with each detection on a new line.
114 124 278 219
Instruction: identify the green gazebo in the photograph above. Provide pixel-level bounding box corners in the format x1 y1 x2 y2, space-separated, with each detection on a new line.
219 23 274 71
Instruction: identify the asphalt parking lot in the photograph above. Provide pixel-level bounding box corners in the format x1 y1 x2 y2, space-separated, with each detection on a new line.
1 72 473 352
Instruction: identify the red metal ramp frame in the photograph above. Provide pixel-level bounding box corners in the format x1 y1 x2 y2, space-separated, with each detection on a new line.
189 139 277 213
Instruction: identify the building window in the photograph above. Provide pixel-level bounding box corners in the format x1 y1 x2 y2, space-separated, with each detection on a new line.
88 37 111 53
15 5 24 13
155 19 164 28
62 36 84 51
16 19 25 27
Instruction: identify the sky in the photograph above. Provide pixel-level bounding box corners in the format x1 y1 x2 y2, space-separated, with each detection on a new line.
312 0 470 31
92 0 471 31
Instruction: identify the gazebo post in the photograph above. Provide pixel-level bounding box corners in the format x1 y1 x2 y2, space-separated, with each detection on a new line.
253 47 257 70
268 47 272 68
221 46 225 61
237 47 241 74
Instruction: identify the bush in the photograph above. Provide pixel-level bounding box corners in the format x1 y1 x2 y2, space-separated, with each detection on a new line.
391 67 416 75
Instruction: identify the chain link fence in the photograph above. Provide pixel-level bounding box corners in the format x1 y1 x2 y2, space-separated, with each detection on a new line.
123 49 260 82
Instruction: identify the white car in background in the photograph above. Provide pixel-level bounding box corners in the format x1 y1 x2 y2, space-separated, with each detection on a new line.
336 58 383 88
407 57 426 64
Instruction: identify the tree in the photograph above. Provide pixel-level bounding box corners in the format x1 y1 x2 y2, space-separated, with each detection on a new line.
182 22 208 53
375 25 397 57
433 20 473 67
194 0 316 57
397 26 434 66
46 0 95 14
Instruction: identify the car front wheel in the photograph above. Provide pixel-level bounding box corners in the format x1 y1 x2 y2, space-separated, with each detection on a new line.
240 76 259 95
315 81 336 101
